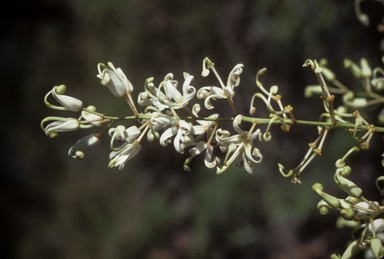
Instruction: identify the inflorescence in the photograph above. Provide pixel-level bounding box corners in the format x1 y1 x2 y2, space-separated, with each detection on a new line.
41 56 384 258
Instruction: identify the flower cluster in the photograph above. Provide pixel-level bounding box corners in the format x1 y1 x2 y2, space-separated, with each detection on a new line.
41 58 297 174
41 57 384 259
39 2 384 258
312 147 384 259
304 57 384 125
279 58 383 184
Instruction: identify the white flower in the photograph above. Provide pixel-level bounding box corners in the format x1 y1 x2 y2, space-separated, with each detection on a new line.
190 104 219 137
51 85 83 111
226 64 244 92
137 78 174 111
353 201 379 217
197 64 243 110
160 72 196 109
139 73 196 110
367 219 384 235
215 114 263 174
197 86 227 110
184 141 220 172
150 114 192 154
44 85 83 112
43 117 80 137
97 62 133 97
108 125 142 170
68 134 100 159
108 125 127 142
109 125 141 144
81 110 104 127
108 141 142 170
159 118 192 154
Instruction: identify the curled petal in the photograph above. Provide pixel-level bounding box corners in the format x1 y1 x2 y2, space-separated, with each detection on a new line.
232 115 248 135
227 64 244 87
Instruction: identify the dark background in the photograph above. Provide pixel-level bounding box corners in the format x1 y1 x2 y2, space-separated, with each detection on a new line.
1 0 384 258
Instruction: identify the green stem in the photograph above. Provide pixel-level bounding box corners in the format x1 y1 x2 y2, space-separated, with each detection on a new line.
103 115 384 132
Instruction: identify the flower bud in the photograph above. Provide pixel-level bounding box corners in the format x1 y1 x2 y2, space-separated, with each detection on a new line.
97 62 133 97
336 216 360 229
378 108 384 125
370 238 384 259
335 168 362 198
319 205 330 215
340 240 363 259
331 253 341 259
44 118 80 136
360 58 372 78
344 59 362 79
322 67 336 81
52 85 83 112
313 183 341 209
340 208 356 220
304 85 322 98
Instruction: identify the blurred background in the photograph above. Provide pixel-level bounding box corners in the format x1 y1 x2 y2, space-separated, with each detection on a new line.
1 0 384 258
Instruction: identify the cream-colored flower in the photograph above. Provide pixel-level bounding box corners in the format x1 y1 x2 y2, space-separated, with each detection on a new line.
52 85 83 111
42 117 80 138
81 110 104 127
45 85 83 112
97 62 133 97
215 115 262 174
109 141 141 170
109 125 141 145
197 64 243 110
197 86 227 110
184 141 220 172
157 116 192 154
